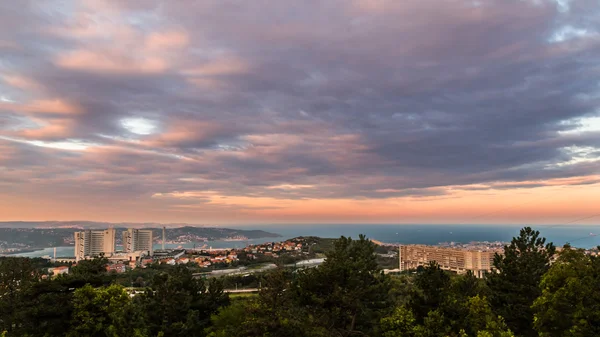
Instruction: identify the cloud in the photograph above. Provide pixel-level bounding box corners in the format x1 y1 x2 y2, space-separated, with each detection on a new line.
3 75 42 91
0 99 80 115
16 119 75 140
55 49 169 74
0 0 600 222
182 58 249 77
145 31 190 50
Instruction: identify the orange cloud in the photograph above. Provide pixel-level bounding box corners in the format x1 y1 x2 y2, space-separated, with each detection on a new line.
17 118 75 140
143 178 600 225
55 49 168 74
2 178 600 225
0 99 80 115
3 75 42 91
145 30 190 50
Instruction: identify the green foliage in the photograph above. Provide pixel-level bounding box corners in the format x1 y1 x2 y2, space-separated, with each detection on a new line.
487 226 555 337
305 236 337 255
18 278 74 337
382 297 513 337
388 274 417 309
293 235 390 336
464 296 513 337
441 271 490 333
3 229 598 337
207 235 390 337
0 257 41 334
377 254 400 269
206 300 248 337
380 306 423 337
70 256 109 276
532 245 600 337
410 261 451 323
207 267 326 337
135 264 228 337
220 273 260 289
68 284 133 337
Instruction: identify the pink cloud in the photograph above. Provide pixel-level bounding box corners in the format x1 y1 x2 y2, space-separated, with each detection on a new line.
16 118 75 140
0 40 19 50
0 99 80 115
145 30 190 50
55 49 168 74
3 75 42 91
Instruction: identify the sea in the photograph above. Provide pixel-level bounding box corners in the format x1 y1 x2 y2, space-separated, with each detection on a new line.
10 224 600 258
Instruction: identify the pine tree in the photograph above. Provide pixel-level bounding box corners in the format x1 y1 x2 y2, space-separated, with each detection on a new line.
487 227 555 336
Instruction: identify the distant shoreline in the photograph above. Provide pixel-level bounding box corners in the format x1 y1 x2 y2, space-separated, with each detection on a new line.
3 224 599 257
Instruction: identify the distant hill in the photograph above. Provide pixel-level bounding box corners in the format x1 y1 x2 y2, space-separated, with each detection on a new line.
0 224 281 252
0 221 218 229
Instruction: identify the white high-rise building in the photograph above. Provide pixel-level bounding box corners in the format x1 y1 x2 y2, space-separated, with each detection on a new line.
74 228 116 261
122 229 154 256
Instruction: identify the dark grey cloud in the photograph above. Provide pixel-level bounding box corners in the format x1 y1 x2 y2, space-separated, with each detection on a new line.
0 0 599 206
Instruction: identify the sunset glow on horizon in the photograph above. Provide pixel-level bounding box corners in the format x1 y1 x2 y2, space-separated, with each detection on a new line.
1 0 599 225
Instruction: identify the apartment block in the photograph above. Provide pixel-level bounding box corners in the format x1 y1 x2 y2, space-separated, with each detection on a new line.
74 228 116 261
399 245 498 278
122 228 154 256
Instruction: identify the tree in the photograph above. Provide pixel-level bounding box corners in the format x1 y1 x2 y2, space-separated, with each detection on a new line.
68 284 141 337
207 268 324 337
440 271 490 334
18 278 74 337
136 265 228 337
292 235 390 336
67 256 114 289
464 296 513 337
70 256 109 276
380 306 425 337
206 300 250 337
487 227 555 336
532 245 600 337
410 261 451 323
0 257 41 334
209 236 389 337
381 296 513 337
388 274 417 307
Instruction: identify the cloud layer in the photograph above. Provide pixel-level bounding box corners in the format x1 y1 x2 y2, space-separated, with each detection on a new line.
1 0 599 224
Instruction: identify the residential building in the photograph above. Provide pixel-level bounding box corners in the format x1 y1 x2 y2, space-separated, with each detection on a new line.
106 251 144 263
122 228 154 256
74 228 116 261
399 245 499 278
49 266 69 276
106 263 127 273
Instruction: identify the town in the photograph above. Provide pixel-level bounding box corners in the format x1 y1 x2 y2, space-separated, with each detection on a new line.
45 230 330 278
35 228 600 281
0 225 280 254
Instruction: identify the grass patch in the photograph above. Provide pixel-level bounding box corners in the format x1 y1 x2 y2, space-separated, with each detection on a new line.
229 292 258 299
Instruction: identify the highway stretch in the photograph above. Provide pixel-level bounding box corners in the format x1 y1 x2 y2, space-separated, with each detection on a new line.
192 258 326 278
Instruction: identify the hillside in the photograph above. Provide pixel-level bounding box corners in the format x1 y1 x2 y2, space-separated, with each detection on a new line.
0 226 281 252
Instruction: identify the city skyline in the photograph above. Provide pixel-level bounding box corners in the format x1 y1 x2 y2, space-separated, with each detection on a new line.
1 1 599 225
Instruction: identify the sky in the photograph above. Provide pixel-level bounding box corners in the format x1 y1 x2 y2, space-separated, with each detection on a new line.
0 0 599 225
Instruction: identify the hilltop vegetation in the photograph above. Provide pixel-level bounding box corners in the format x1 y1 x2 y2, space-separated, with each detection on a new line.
1 227 599 337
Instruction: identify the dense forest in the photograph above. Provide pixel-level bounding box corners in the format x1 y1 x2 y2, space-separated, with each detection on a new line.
1 227 599 337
